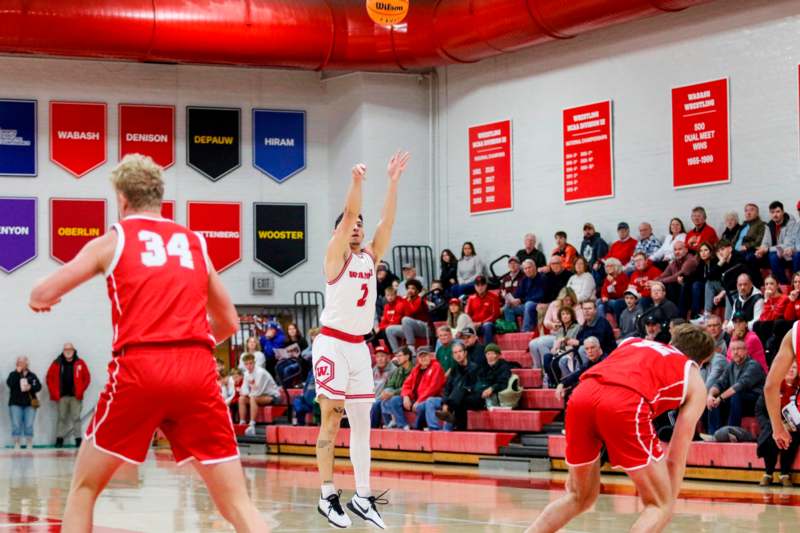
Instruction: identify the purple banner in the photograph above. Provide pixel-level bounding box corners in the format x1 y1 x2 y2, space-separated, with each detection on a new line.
0 197 37 273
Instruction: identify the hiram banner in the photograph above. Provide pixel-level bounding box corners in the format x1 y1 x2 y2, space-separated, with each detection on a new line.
562 100 614 203
50 198 106 264
187 201 241 273
50 101 107 178
0 99 37 177
252 109 306 183
253 203 307 275
186 107 240 181
468 120 513 215
0 197 37 273
119 104 175 169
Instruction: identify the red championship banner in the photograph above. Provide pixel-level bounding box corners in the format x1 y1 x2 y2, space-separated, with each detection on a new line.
468 120 512 215
50 198 106 264
119 104 175 169
160 200 175 221
563 101 614 203
187 201 241 273
50 101 107 178
672 78 730 188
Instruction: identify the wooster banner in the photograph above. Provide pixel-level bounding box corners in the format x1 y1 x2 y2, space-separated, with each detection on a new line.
186 106 240 181
50 198 106 264
119 104 175 168
187 201 241 273
252 109 306 183
253 203 307 276
0 99 37 176
0 197 37 273
50 101 107 178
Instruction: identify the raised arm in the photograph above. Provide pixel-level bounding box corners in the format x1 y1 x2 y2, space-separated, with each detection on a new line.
366 151 410 263
666 365 706 499
765 331 795 449
325 164 366 280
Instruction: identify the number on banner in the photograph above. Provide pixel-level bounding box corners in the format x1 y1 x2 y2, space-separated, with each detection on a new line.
631 339 682 357
356 283 369 307
138 231 195 269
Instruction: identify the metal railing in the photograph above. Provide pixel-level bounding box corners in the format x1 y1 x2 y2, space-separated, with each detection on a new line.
391 245 435 288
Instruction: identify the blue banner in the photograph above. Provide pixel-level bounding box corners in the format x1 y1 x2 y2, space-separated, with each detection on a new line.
0 197 37 273
0 99 37 176
252 109 306 183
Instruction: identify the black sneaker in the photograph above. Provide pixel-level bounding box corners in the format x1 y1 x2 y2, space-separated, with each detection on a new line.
318 490 351 528
75 438 82 448
55 438 64 449
347 490 389 529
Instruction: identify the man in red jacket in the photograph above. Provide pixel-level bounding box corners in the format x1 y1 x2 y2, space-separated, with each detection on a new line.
686 206 719 252
606 222 638 266
373 287 408 352
386 279 431 353
466 275 502 344
47 342 91 448
383 347 446 430
629 252 663 308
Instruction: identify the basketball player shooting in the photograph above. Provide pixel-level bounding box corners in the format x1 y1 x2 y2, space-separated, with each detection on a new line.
28 155 269 533
313 150 410 529
764 323 800 453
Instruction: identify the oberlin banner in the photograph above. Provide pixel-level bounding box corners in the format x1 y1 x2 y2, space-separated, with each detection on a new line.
252 109 306 183
186 107 240 181
160 200 175 221
563 100 614 203
119 104 175 168
0 197 37 273
468 120 513 215
254 203 307 275
187 201 241 273
50 101 107 178
50 198 106 264
0 99 37 176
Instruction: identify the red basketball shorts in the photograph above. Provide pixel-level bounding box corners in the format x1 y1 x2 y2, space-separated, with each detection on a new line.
85 344 239 465
565 378 664 471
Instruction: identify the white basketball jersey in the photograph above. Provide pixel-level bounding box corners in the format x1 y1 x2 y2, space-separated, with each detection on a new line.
320 251 377 336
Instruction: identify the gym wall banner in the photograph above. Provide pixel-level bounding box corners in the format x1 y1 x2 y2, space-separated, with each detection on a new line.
187 201 241 273
253 203 307 276
252 109 306 183
0 99 37 177
186 106 240 181
563 101 614 203
119 104 175 169
468 120 513 215
50 198 106 264
0 197 37 273
160 200 175 221
50 101 107 178
672 78 730 189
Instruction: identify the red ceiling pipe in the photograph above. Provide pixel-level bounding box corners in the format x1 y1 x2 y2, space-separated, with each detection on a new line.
0 0 713 71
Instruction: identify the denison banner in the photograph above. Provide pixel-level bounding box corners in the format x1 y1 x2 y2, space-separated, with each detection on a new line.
160 200 175 221
672 78 730 188
0 99 37 176
253 203 307 276
50 101 107 178
252 109 306 183
468 120 512 215
186 107 240 181
563 101 614 203
119 104 175 169
0 197 37 273
50 198 106 264
187 201 241 273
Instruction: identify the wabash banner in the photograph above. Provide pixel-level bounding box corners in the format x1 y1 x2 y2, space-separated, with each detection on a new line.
0 99 37 176
563 101 614 203
187 201 241 273
119 104 175 168
186 107 240 181
252 109 306 183
253 203 307 276
50 198 106 264
468 120 513 215
672 78 730 189
0 197 37 273
50 101 107 178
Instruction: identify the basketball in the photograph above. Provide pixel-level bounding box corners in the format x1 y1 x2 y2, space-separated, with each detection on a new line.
366 0 409 25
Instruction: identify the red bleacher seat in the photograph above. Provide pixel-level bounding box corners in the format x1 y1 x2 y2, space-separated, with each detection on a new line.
502 350 532 367
496 333 532 351
371 429 432 451
468 409 558 432
512 368 542 388
254 406 287 423
431 431 516 454
520 389 564 410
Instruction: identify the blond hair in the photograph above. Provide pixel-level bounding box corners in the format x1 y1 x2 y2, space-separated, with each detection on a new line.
110 154 164 210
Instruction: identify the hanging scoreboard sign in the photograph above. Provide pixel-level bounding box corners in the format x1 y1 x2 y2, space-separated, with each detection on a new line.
50 101 107 178
50 198 106 264
0 99 37 176
187 201 241 273
186 106 240 181
563 100 614 203
468 120 513 215
0 197 37 273
252 109 306 183
119 104 175 169
253 203 307 276
160 200 175 221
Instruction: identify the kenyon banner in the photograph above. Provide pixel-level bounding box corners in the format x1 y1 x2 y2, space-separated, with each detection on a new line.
187 201 241 273
672 78 730 189
186 107 240 181
50 101 107 178
119 104 175 168
0 99 37 176
161 200 175 221
563 101 614 203
254 203 307 275
50 198 106 264
468 120 512 215
252 109 306 183
0 197 37 273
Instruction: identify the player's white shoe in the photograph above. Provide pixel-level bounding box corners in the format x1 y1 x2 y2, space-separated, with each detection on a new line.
347 491 388 529
318 491 352 528
244 422 256 437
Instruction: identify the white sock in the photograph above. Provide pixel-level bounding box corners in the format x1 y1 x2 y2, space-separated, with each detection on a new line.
321 483 336 499
345 401 372 498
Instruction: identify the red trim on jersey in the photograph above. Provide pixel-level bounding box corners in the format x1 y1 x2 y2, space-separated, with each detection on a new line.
345 394 375 399
316 381 346 396
320 326 365 344
327 253 353 285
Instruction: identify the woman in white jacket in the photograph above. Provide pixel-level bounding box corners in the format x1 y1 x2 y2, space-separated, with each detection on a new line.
566 257 596 303
650 217 687 266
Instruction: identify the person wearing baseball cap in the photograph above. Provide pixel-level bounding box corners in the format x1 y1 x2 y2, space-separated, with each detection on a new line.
502 259 544 334
458 326 487 367
499 256 524 303
383 346 445 431
607 221 637 266
476 343 512 408
465 275 502 345
643 315 669 343
369 343 396 428
618 287 641 339
397 263 426 298
446 297 473 338
579 222 609 278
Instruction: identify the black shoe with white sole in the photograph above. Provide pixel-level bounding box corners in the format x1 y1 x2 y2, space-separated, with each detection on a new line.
347 490 388 529
318 490 352 528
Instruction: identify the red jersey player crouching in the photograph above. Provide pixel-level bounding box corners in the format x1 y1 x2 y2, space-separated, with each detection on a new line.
528 324 715 533
28 154 269 533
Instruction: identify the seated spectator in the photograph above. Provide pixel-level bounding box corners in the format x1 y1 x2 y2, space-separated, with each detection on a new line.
599 257 629 319
669 318 688 338
706 338 766 435
284 323 308 352
618 288 642 339
450 241 487 297
635 282 679 337
386 279 430 353
650 217 687 269
466 275 502 344
302 328 319 362
373 287 407 350
760 201 799 284
6 356 41 450
720 211 743 243
566 257 596 304
378 347 413 428
446 298 473 337
735 203 767 266
458 326 486 368
431 341 481 431
693 242 720 319
292 371 317 426
516 233 546 268
476 343 512 408
397 263 427 298
642 315 671 343
783 272 800 322
686 206 719 253
707 240 749 321
727 312 768 373
499 256 523 300
574 300 616 356
426 280 448 322
550 231 578 271
239 353 282 436
725 273 764 333
439 249 459 294
259 321 286 377
542 306 582 387
529 288 585 368
752 275 790 364
698 342 727 391
578 222 608 287
538 255 572 310
369 346 396 429
606 222 638 266
376 261 399 303
435 326 456 375
625 222 662 271
556 337 608 404
384 347 446 431
223 368 242 420
657 240 698 317
629 252 663 308
704 314 730 356
239 336 266 373
502 260 544 332
755 361 800 487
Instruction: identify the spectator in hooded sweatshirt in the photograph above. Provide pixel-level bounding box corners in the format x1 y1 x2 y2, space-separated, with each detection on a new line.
450 241 487 297
47 342 91 448
606 222 638 266
579 223 609 289
466 275 502 344
759 201 799 284
259 320 286 377
386 279 431 353
372 286 407 350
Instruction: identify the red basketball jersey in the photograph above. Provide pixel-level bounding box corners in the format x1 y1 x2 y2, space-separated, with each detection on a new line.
580 337 694 416
105 215 215 353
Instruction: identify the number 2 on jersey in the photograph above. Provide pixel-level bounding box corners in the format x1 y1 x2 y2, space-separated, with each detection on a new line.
138 230 195 269
356 283 369 307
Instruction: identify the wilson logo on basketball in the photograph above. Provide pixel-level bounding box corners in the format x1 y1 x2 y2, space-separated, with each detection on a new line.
365 0 409 25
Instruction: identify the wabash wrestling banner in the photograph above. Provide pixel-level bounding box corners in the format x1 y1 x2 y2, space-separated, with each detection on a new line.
253 203 307 276
187 201 241 273
0 99 37 176
0 197 37 273
50 198 106 264
252 109 306 183
50 101 107 178
186 107 240 181
119 104 175 169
